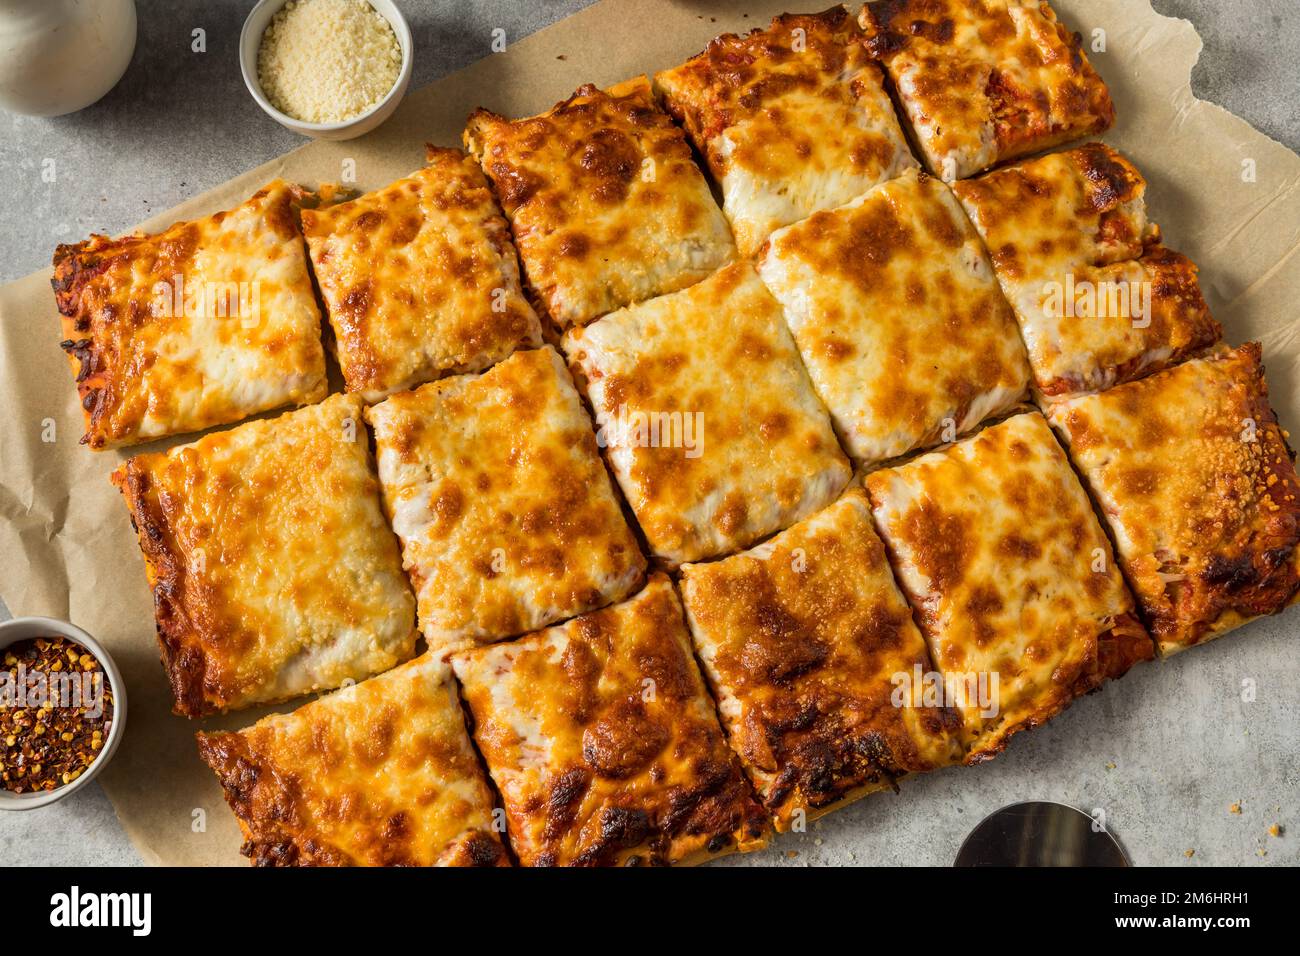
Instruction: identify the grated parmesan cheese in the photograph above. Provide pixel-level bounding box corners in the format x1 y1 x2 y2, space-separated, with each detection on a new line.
257 0 402 124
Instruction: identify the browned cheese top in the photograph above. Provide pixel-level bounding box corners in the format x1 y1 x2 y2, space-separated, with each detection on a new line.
866 412 1152 759
198 653 508 867
1050 343 1300 653
860 0 1115 181
302 146 541 401
452 576 769 866
112 393 416 717
464 76 735 328
679 488 965 828
52 180 327 449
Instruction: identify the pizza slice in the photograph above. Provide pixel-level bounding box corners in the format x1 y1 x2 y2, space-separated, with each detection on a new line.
859 0 1115 181
197 653 509 867
864 412 1153 760
302 146 542 402
953 143 1221 398
679 488 966 830
451 575 769 866
562 261 851 566
52 180 328 449
1048 344 1300 655
464 76 735 329
365 346 645 652
655 6 916 258
757 168 1030 467
111 393 417 717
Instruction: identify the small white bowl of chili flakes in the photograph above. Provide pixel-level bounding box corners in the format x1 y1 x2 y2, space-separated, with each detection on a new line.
0 618 125 810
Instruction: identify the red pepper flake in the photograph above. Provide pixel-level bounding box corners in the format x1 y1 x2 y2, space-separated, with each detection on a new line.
1 636 114 794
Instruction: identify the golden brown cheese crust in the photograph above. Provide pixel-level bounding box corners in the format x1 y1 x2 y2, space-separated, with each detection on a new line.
860 0 1115 181
197 653 509 867
865 412 1153 760
654 7 916 257
302 146 542 402
464 76 735 329
679 489 965 830
1048 343 1300 654
562 261 851 566
757 168 1030 466
953 143 1221 397
451 575 769 866
365 347 646 652
52 180 327 449
112 393 417 717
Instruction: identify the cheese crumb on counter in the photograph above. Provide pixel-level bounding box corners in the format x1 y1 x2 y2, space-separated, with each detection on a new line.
257 0 402 124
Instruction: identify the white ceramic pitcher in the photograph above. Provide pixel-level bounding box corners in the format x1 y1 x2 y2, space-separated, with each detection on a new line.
0 0 137 116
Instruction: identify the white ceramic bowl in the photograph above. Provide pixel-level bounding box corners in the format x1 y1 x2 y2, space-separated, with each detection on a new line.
0 617 127 810
239 0 413 141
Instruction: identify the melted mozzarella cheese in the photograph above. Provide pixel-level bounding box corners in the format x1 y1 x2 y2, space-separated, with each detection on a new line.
1048 344 1300 654
365 346 645 652
53 180 328 449
758 169 1029 466
655 8 916 257
302 147 542 402
679 489 966 829
451 576 768 866
562 261 850 566
860 0 1115 181
111 393 417 716
464 77 734 328
197 653 507 867
865 412 1151 759
953 144 1221 397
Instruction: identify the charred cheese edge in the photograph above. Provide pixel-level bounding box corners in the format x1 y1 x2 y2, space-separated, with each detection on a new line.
197 653 509 867
1048 343 1300 655
302 146 542 403
562 261 851 566
758 168 1030 466
463 75 735 329
859 0 1115 181
864 412 1153 761
111 393 417 717
654 6 916 258
679 488 966 830
52 180 328 450
451 574 769 866
365 346 646 652
953 143 1221 397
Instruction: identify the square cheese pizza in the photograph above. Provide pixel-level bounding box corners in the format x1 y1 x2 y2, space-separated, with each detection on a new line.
365 346 646 652
655 7 917 258
953 143 1221 398
1048 344 1300 656
859 0 1115 181
679 488 966 830
52 180 328 450
112 393 417 717
464 76 735 329
758 168 1030 467
562 261 851 566
198 653 508 867
302 146 543 402
865 412 1153 761
451 575 769 866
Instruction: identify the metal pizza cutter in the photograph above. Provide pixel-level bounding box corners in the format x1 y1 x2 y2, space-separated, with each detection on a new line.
954 801 1130 867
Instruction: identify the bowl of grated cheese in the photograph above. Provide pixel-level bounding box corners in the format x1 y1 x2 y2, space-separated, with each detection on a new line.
240 0 413 140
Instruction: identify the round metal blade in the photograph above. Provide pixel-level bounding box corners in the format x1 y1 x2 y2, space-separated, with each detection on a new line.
954 801 1130 867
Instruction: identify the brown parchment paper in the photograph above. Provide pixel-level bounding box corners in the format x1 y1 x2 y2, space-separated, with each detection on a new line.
0 0 1297 866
